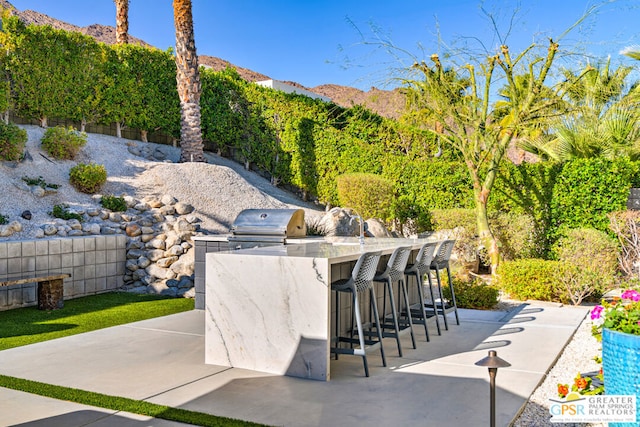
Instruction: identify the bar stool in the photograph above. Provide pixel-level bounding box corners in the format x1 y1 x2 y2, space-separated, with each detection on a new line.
426 239 460 330
331 250 386 377
403 241 440 339
372 246 415 357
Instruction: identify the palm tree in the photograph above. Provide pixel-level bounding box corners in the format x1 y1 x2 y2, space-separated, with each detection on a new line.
173 0 205 162
520 60 640 161
114 0 128 44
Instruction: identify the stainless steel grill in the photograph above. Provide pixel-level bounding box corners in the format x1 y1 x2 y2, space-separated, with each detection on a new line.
228 208 306 249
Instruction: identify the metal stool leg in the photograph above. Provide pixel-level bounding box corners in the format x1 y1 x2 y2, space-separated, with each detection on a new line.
399 277 417 349
425 272 441 335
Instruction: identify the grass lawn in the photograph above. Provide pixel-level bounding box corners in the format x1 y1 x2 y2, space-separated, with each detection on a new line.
0 291 194 350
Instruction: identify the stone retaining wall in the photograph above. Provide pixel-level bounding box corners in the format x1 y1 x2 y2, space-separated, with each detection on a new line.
0 235 126 310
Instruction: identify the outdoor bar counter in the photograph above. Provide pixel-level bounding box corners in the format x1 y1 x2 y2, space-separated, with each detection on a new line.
204 237 436 381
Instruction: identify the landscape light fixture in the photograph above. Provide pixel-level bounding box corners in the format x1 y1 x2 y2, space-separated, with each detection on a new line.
475 350 511 427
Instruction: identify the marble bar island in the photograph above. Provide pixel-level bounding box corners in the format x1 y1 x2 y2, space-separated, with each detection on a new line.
204 237 434 381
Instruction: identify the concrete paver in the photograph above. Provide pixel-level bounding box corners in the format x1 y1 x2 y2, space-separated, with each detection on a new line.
0 303 588 427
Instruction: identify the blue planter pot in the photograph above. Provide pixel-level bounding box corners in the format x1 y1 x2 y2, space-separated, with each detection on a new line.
602 328 640 427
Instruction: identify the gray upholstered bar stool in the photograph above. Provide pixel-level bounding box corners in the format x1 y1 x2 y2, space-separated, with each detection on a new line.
331 250 386 377
372 246 415 357
426 239 460 330
403 241 441 339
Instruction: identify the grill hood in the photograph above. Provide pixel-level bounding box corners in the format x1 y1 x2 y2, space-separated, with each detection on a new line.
230 208 307 238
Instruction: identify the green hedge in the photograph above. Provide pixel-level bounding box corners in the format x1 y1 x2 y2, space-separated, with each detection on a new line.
495 259 564 301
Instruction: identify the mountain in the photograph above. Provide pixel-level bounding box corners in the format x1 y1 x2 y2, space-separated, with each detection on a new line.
0 0 404 119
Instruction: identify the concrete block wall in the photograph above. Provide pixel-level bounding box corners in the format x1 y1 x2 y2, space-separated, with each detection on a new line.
0 235 127 311
194 237 229 310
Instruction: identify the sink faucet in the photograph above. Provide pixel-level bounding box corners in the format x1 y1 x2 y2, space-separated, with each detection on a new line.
348 209 366 245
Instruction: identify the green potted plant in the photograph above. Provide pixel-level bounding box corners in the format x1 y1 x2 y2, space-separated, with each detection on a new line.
590 289 640 427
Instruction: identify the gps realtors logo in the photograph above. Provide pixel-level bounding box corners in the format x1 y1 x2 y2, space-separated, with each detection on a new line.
549 394 636 423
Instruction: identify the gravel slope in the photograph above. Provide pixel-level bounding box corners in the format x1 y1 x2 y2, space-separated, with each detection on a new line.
0 125 323 240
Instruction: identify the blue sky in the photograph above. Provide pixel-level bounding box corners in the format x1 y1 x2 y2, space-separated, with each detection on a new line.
7 0 640 90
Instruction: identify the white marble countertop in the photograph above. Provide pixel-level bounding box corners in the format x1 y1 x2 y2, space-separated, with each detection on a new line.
216 237 436 264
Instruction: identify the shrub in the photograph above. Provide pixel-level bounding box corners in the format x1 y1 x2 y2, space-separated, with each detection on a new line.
491 212 540 260
336 172 395 220
442 278 499 310
551 157 640 238
0 213 8 225
608 210 640 278
554 228 619 272
41 126 87 160
553 228 619 304
22 175 59 190
431 208 477 263
49 204 83 221
0 122 28 161
100 195 127 212
495 259 565 302
69 162 107 194
389 194 432 236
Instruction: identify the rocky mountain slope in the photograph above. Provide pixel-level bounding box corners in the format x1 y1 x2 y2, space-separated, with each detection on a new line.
0 0 404 118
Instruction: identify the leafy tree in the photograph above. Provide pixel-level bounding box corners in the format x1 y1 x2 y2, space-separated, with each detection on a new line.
400 14 593 270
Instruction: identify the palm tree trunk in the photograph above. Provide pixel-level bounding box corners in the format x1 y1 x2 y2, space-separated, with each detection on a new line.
173 0 205 162
114 0 129 45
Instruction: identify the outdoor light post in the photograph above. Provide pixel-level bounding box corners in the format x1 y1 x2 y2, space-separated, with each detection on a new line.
475 350 511 427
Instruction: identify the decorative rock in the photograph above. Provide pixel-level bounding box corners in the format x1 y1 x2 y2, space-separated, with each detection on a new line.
161 194 177 206
140 226 155 234
164 231 179 249
165 245 184 257
146 238 166 250
151 213 165 223
127 240 144 250
126 259 139 271
137 257 151 269
85 223 102 235
145 197 163 208
317 207 361 237
181 287 196 298
125 223 142 237
68 230 84 236
146 249 165 262
146 264 169 280
365 218 392 237
34 228 45 238
174 218 195 233
153 148 167 161
174 202 194 215
138 217 153 227
87 208 101 217
123 195 138 208
127 249 145 259
140 233 155 243
156 256 178 268
108 212 122 222
21 210 32 220
185 214 200 224
169 248 194 276
100 226 118 235
160 205 176 215
68 219 82 230
31 186 45 197
133 202 150 212
43 224 58 235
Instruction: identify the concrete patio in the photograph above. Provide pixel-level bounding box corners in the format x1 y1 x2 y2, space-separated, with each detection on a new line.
0 302 588 426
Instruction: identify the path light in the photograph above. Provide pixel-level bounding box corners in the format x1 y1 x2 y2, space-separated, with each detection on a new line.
475 350 511 427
